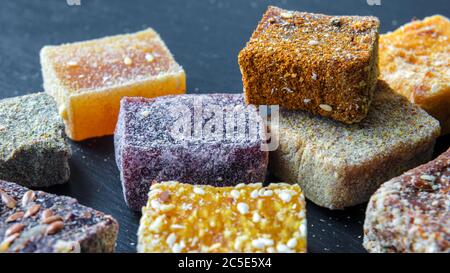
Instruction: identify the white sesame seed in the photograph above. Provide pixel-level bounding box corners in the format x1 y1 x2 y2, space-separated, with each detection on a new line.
145 53 154 62
252 212 261 223
299 222 307 237
287 238 297 248
181 203 192 210
276 243 290 253
252 239 265 249
124 56 133 65
149 215 165 232
308 40 319 46
235 183 246 189
262 190 273 197
311 73 318 80
420 174 436 182
172 243 183 253
166 233 177 248
278 191 292 203
170 224 186 230
150 200 161 210
319 104 333 112
141 110 150 118
193 187 205 195
280 12 293 19
304 98 311 104
237 203 249 215
250 190 259 199
67 60 78 67
230 190 240 199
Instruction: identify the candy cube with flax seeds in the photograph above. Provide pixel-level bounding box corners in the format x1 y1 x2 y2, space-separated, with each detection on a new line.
238 6 380 124
41 28 186 141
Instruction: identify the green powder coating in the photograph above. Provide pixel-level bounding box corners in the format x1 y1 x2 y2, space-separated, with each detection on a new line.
0 93 71 187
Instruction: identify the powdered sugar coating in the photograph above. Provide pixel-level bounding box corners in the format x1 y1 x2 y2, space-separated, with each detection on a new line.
115 94 269 210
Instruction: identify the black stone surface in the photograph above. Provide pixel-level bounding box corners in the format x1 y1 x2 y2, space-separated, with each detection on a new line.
0 0 448 253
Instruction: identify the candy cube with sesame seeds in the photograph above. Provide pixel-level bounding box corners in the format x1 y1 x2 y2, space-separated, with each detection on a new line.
238 6 380 124
137 182 307 253
379 15 450 135
40 28 186 141
114 94 269 211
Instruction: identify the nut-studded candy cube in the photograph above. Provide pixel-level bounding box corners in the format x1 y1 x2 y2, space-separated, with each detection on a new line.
138 182 307 253
238 6 380 124
0 93 71 187
379 15 450 134
115 94 269 211
41 28 186 141
0 180 118 253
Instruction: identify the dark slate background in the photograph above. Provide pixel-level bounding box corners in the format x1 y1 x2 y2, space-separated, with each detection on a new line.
0 0 448 253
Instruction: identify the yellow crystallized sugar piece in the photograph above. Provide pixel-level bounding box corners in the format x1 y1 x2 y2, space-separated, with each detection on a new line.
40 28 186 141
138 182 307 253
379 15 450 134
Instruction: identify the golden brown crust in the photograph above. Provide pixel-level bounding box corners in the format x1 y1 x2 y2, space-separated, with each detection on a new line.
379 15 450 134
238 6 380 124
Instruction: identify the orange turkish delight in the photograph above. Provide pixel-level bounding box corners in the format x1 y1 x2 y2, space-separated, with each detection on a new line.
40 28 186 141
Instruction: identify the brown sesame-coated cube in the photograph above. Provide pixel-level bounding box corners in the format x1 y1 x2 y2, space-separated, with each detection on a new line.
238 6 380 124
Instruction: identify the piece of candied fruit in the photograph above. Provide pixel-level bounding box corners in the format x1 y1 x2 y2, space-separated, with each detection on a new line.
379 15 450 134
40 28 186 141
114 93 269 211
138 182 307 253
238 6 380 124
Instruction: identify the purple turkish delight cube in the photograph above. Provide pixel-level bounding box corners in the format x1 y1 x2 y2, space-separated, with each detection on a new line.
114 94 269 211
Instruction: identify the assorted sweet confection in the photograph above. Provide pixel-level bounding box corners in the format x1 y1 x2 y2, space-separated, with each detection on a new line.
379 15 450 134
270 80 440 209
0 5 448 253
115 94 269 211
0 93 71 188
40 28 186 141
138 182 307 253
0 180 118 253
238 6 380 124
364 148 450 253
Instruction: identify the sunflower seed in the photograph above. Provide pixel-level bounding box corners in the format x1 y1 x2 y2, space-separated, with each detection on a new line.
5 223 25 237
5 212 24 223
21 190 36 207
46 221 64 235
24 204 41 218
0 190 16 209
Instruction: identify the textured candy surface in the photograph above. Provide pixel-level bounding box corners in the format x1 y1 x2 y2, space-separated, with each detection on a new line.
138 182 306 253
238 6 380 124
364 148 450 253
115 94 268 211
0 180 118 253
379 15 450 134
41 28 186 141
270 81 441 209
0 93 71 188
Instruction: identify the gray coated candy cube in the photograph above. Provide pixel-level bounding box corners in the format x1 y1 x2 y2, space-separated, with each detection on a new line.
0 93 71 187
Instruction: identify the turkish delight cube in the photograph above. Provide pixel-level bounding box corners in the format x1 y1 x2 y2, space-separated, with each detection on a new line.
238 6 380 124
270 81 440 209
138 181 307 253
41 28 186 141
0 180 118 253
0 93 71 188
115 94 269 211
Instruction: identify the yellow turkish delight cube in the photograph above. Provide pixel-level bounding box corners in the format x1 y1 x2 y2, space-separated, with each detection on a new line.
138 182 307 253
